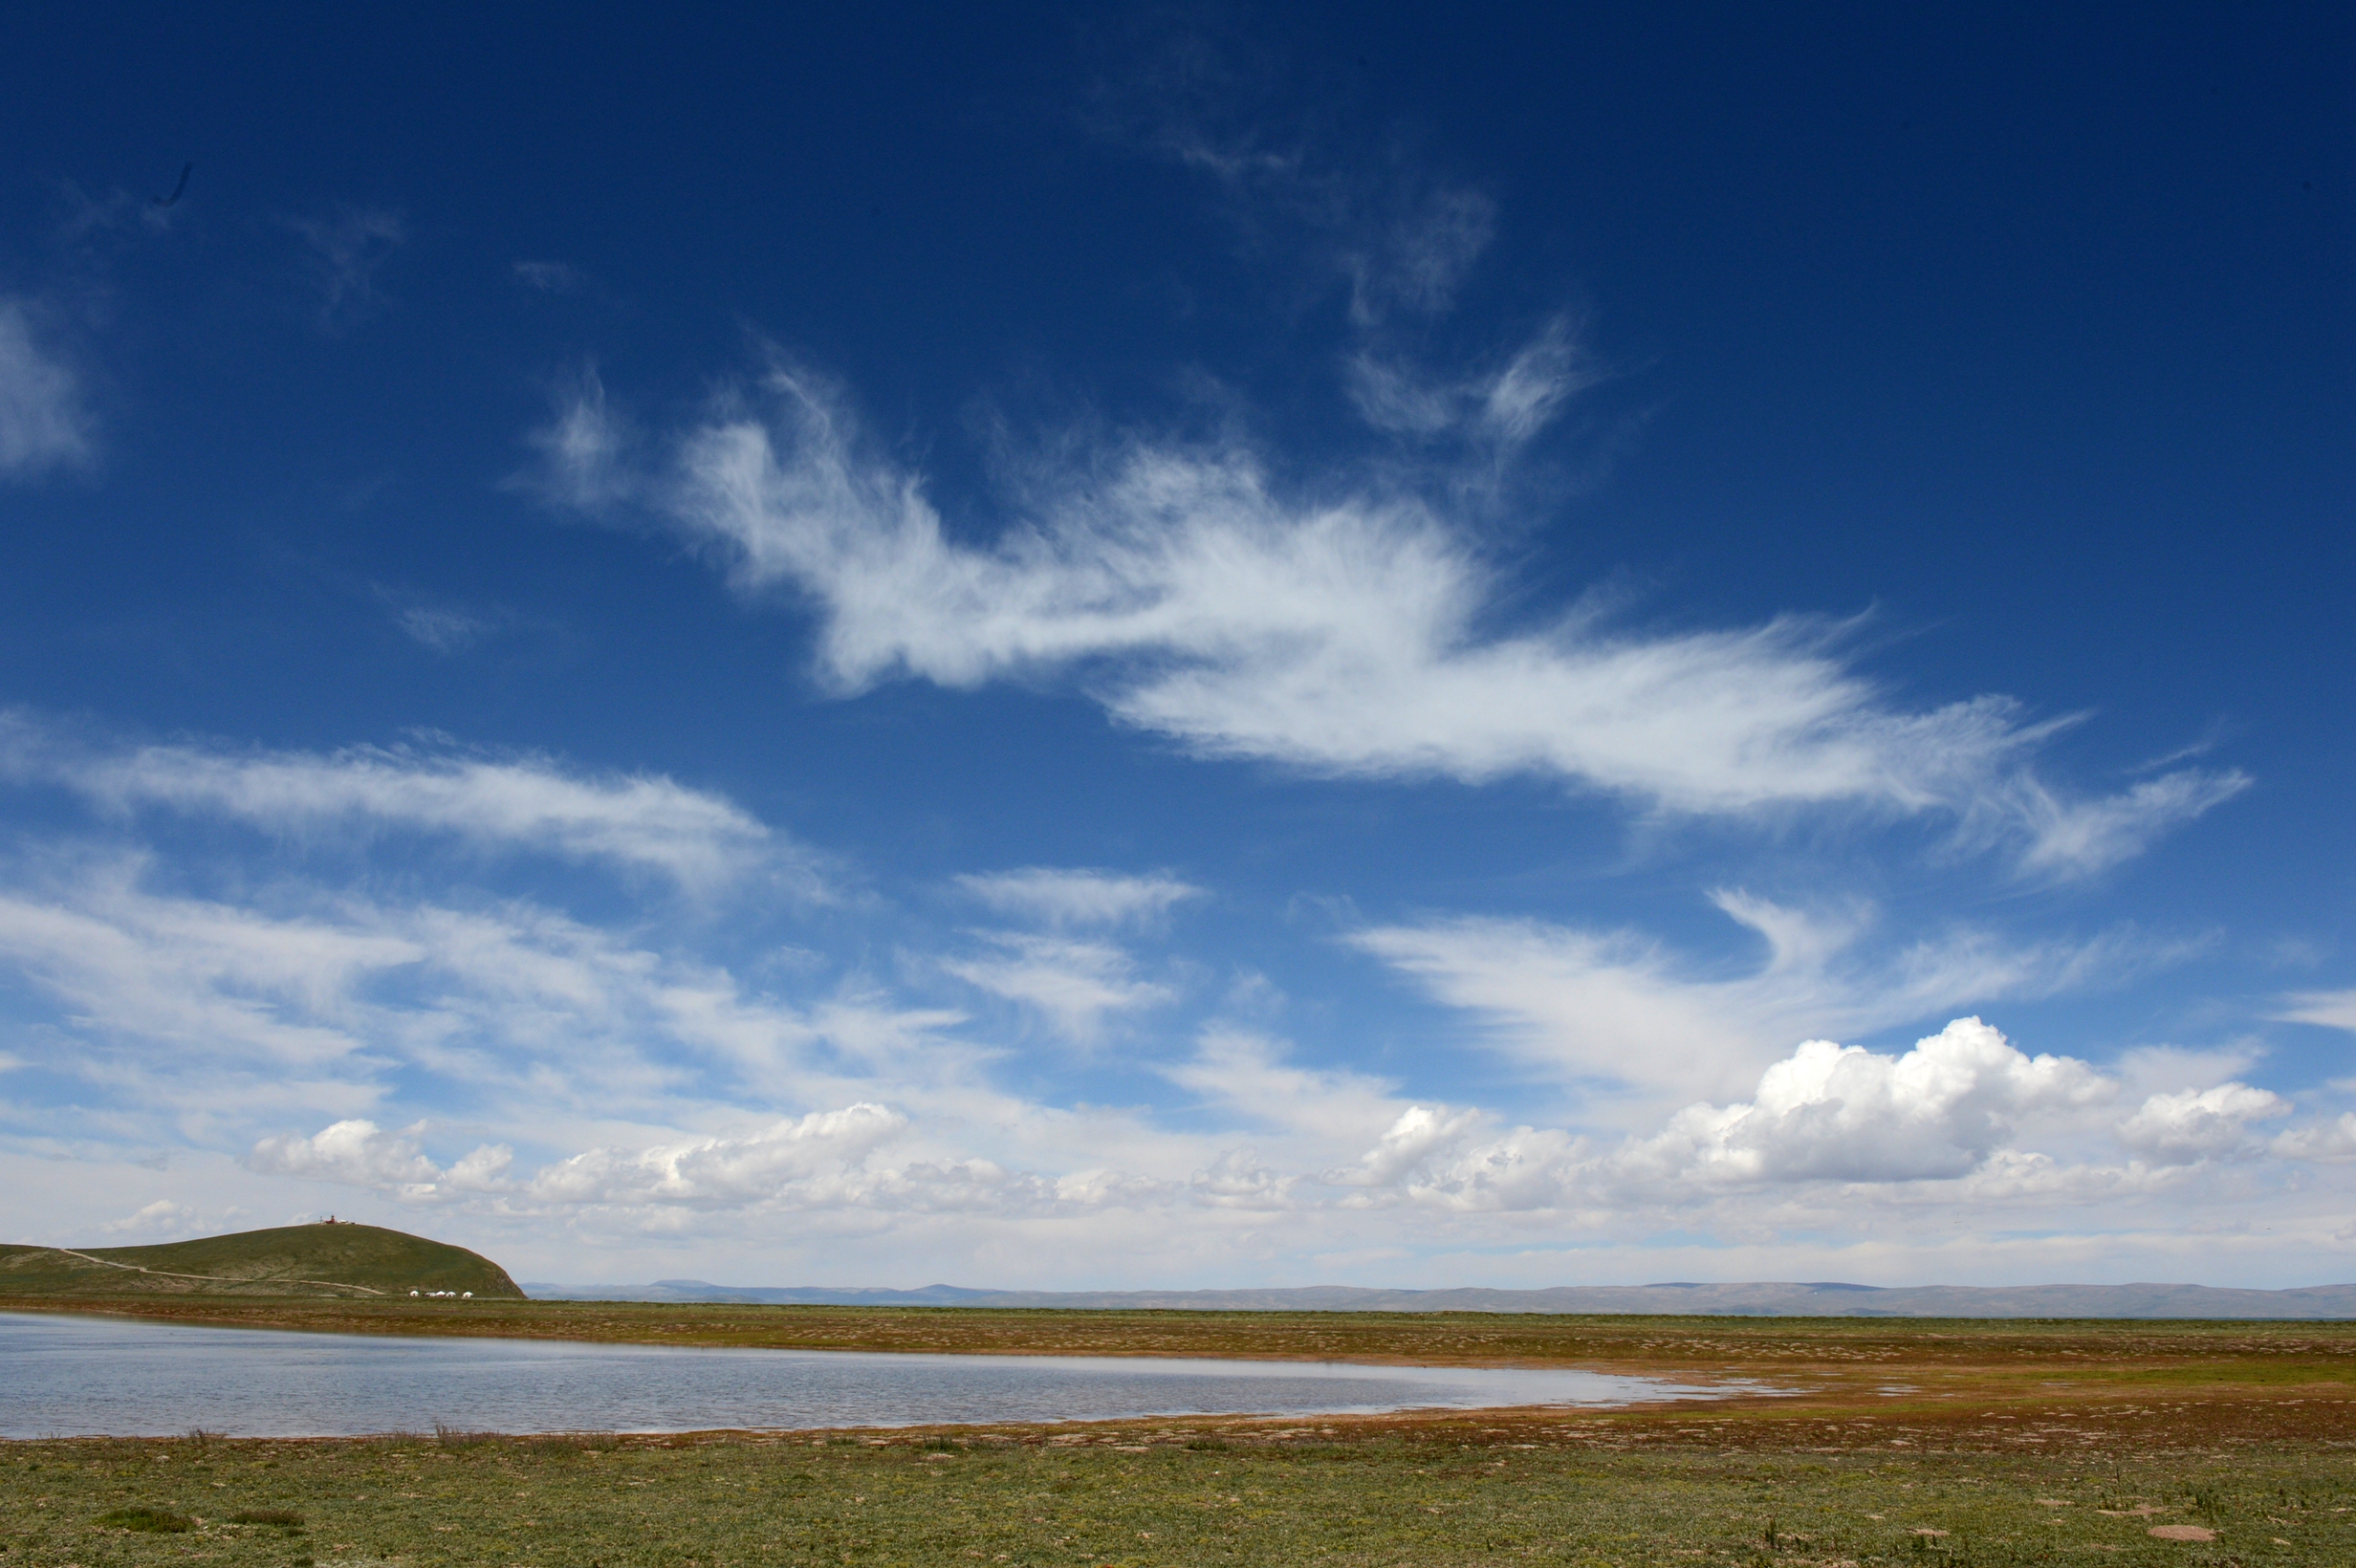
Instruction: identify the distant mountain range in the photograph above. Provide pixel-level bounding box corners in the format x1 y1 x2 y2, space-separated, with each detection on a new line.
519 1278 2356 1319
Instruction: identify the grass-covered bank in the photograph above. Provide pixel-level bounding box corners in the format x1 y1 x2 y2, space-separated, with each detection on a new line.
0 1226 522 1302
4 1401 2351 1567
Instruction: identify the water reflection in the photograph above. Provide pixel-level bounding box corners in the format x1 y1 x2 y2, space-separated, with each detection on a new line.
0 1310 1736 1437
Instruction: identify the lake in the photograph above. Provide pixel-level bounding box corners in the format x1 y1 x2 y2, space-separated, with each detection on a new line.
0 1311 1734 1437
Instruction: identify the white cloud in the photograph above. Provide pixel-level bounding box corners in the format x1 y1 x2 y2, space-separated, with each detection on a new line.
1328 1102 1492 1187
1162 1028 1406 1146
390 601 499 653
525 363 2240 875
942 933 1174 1040
2001 769 2255 880
516 365 636 509
2272 1112 2356 1164
197 1006 2356 1275
0 869 422 1074
247 1120 513 1202
2116 1083 2290 1165
1343 317 1599 447
955 866 1203 927
100 1199 211 1237
2273 988 2356 1034
248 1119 442 1191
0 856 935 1148
1349 894 2145 1102
0 298 94 479
1624 1018 2115 1186
0 714 796 894
526 1104 905 1207
1320 1019 2121 1212
251 1102 1179 1221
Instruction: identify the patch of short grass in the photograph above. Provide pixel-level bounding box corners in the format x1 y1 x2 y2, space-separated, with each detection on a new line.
96 1505 193 1533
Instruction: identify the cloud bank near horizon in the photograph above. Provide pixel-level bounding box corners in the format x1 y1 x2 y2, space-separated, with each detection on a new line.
0 708 2338 1286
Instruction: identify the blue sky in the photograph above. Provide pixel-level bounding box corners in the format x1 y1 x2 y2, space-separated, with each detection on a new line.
0 3 2348 1288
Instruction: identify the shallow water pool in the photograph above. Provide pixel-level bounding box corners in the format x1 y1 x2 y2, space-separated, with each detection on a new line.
0 1310 1740 1437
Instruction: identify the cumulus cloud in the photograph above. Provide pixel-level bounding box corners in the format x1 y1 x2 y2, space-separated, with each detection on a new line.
1627 1018 2116 1185
207 1007 2356 1266
521 362 2239 875
250 1103 1182 1221
2272 1113 2356 1164
2116 1083 2290 1165
248 1121 513 1201
942 932 1175 1040
954 866 1203 927
249 1120 442 1190
527 1104 905 1207
1320 1018 2120 1212
0 713 797 894
0 298 94 479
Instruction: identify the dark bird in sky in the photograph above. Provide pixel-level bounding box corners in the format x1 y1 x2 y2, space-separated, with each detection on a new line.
152 163 192 207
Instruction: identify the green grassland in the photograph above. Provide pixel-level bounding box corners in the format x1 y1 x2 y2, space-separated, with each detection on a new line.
0 1224 522 1300
2 1399 2349 1567
2 1302 2351 1564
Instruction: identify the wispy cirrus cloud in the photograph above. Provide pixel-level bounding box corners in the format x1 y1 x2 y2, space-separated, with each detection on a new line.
0 851 951 1154
0 711 803 894
289 206 405 331
941 932 1175 1042
515 31 2245 878
2273 988 2356 1034
0 296 95 479
512 259 589 294
955 866 1203 927
522 363 2241 878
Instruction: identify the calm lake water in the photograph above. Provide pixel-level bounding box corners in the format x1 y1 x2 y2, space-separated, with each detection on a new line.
0 1311 1732 1437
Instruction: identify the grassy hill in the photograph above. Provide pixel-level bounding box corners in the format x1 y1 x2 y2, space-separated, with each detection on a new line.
0 1222 523 1300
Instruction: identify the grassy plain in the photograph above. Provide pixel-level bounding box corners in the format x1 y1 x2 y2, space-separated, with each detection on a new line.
2 1305 2350 1564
